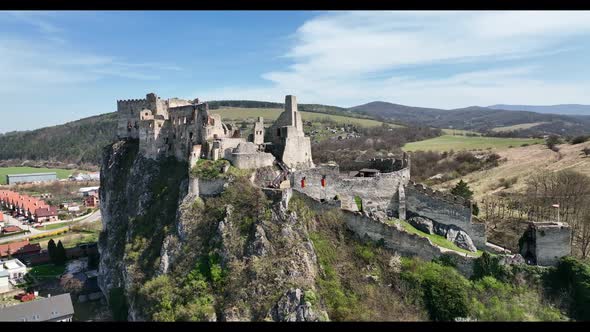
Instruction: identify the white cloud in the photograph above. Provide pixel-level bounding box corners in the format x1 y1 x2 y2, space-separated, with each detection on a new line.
0 12 180 93
200 11 590 108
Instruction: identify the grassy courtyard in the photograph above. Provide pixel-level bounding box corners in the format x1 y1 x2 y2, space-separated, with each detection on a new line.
402 135 543 152
28 264 66 279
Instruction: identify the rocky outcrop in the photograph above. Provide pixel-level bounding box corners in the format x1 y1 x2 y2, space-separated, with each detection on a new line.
99 142 328 321
99 139 188 321
266 288 325 322
408 216 477 252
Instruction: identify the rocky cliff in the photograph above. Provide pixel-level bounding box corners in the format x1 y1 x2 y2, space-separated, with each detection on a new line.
98 140 329 321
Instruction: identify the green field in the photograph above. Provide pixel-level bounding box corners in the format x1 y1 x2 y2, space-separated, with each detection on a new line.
0 167 77 185
441 128 482 136
402 135 543 152
211 107 395 127
39 222 72 231
491 122 548 132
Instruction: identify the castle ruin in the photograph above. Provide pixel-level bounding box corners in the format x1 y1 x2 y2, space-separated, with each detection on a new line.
116 92 571 263
117 93 312 171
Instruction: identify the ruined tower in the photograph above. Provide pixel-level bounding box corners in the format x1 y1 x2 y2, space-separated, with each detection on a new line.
252 117 265 145
267 95 314 170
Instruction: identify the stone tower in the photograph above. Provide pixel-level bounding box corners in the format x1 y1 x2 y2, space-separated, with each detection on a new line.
253 117 265 145
266 95 314 170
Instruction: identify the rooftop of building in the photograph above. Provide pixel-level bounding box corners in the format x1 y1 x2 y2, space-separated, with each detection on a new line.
6 173 57 178
531 221 570 229
1 258 25 270
0 293 74 322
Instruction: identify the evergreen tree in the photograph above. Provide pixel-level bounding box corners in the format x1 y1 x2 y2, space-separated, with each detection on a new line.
47 239 57 263
55 240 67 265
472 202 480 216
450 180 474 200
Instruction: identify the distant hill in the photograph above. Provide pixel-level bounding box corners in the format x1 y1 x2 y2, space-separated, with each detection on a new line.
3 98 589 168
0 113 117 166
488 104 590 116
349 102 590 136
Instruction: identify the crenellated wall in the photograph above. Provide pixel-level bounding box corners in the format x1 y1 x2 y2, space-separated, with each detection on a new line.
404 181 486 249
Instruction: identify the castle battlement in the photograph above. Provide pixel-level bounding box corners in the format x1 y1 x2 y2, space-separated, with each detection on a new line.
117 99 148 104
407 181 471 208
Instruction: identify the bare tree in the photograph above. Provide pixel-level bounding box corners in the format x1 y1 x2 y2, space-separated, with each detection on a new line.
577 213 590 259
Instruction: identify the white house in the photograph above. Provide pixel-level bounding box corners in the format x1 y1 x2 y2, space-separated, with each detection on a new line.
0 258 27 286
0 269 9 293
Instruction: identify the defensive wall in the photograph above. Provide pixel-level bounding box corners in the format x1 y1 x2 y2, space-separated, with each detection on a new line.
290 162 411 213
404 181 485 249
292 191 476 277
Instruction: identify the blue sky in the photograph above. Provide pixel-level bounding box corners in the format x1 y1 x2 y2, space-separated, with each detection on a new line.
1 11 590 133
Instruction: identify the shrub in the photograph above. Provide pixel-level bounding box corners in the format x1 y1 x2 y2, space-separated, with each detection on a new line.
109 287 129 321
547 256 590 320
190 159 230 179
472 252 508 281
545 135 561 151
354 196 363 212
583 147 590 157
354 244 375 263
472 202 480 216
571 136 589 145
401 260 470 321
497 177 518 189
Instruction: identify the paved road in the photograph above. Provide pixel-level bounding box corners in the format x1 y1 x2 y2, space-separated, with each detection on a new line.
0 210 101 244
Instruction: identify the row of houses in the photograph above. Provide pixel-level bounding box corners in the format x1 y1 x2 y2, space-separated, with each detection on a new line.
0 190 58 223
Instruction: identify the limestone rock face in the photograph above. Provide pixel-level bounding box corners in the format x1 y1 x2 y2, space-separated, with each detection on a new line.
99 140 328 322
99 140 189 321
408 215 477 252
445 227 477 253
266 288 325 322
408 216 434 234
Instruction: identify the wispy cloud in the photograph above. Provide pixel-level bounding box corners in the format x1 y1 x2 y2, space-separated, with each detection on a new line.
0 12 180 92
200 11 590 108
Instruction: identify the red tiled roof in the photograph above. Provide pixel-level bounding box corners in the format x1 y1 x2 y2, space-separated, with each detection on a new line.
0 214 3 222
2 226 22 233
0 240 41 257
0 190 57 218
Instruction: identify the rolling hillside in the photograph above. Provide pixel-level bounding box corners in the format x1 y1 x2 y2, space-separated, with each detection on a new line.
489 104 590 116
350 102 590 136
433 141 590 201
0 113 118 166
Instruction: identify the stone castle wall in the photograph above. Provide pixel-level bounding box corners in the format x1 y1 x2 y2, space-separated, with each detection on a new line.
290 164 410 213
404 181 486 249
295 192 476 277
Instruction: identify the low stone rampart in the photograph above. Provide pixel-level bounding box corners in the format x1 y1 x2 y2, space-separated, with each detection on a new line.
293 191 475 277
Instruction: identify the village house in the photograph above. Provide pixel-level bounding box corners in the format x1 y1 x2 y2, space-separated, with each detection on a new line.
0 258 27 287
0 190 58 223
0 240 42 259
84 194 99 208
0 293 75 322
78 186 100 197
